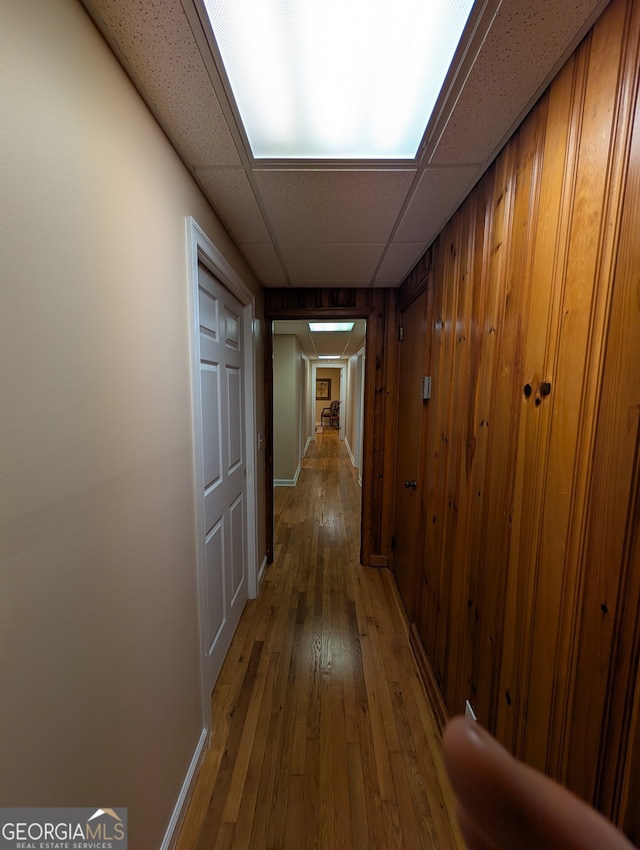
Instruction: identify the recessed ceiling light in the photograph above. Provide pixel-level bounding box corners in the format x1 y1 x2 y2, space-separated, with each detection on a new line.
318 355 341 359
309 322 354 332
202 0 475 159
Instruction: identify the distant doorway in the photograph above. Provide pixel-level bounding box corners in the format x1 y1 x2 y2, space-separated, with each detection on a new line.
312 362 344 436
267 314 368 562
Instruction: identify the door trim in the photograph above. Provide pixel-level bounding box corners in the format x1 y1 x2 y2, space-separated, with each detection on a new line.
186 216 258 725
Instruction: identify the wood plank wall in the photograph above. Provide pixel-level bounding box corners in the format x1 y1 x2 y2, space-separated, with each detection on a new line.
396 0 640 832
263 288 399 568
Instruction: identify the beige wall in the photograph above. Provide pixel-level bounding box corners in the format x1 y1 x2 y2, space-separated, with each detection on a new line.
0 1 264 848
273 335 303 482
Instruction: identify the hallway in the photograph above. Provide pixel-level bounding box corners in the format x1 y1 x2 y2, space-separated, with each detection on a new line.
176 430 463 850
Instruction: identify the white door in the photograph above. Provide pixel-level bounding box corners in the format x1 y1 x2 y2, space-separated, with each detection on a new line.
198 261 248 690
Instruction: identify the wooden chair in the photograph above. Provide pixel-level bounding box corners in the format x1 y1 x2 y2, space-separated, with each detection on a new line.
321 400 340 428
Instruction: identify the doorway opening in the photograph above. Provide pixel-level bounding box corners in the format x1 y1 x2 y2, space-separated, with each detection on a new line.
266 314 370 563
263 292 398 571
271 319 365 485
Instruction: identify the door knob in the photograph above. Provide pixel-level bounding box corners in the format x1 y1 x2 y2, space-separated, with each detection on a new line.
404 480 417 490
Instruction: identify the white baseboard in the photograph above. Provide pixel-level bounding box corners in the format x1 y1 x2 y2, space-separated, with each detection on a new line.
258 555 267 585
160 727 209 850
303 435 313 456
344 437 356 468
274 461 301 487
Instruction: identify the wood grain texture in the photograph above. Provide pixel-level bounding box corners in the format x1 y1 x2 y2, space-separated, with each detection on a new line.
175 430 463 850
393 288 428 618
395 0 640 832
566 0 640 817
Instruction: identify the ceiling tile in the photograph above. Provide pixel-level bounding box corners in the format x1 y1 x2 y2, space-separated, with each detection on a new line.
240 243 288 286
280 243 385 284
254 170 416 243
83 0 241 167
376 243 428 284
83 0 611 291
285 281 375 288
196 168 271 242
429 0 605 165
306 331 358 356
395 166 480 244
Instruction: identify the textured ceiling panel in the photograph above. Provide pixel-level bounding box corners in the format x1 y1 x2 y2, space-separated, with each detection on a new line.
376 243 428 284
395 165 481 243
240 242 287 287
83 0 241 167
429 0 605 165
254 170 417 243
288 281 376 289
280 243 385 284
196 168 271 242
82 0 611 289
273 320 367 359
307 330 361 357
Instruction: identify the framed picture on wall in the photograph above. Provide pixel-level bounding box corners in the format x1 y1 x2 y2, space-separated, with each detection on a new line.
316 378 331 400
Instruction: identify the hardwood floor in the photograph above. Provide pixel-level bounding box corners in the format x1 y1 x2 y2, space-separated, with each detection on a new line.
175 430 464 850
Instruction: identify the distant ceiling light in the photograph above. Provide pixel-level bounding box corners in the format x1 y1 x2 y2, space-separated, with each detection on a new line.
318 355 341 359
202 0 475 159
309 322 354 332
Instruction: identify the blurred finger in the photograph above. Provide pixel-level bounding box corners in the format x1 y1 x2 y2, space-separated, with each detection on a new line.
442 716 636 850
455 802 500 850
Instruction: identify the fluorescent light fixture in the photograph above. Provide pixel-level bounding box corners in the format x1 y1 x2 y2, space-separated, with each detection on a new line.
309 322 354 332
202 0 475 159
318 355 341 359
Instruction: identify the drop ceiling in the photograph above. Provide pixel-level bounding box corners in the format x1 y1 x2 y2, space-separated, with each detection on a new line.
81 0 609 288
273 320 367 360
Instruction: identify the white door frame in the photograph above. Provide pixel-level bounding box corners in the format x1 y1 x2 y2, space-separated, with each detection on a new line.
186 217 258 727
355 347 365 483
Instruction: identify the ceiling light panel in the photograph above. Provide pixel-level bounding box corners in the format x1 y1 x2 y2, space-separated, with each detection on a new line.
202 0 475 159
309 322 354 332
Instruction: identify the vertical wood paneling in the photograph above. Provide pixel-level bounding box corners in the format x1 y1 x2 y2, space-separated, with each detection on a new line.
473 109 543 733
450 178 494 722
394 288 429 618
565 6 640 808
442 195 476 717
620 509 640 844
466 144 516 726
523 0 632 775
419 236 447 681
497 58 577 757
432 219 463 693
396 0 640 830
